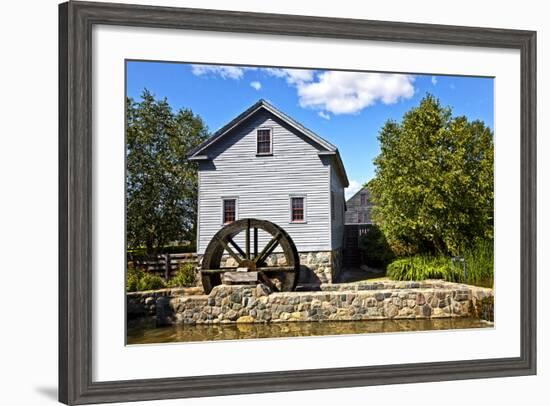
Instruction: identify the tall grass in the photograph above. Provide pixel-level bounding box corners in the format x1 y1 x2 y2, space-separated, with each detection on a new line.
463 239 494 288
387 255 463 283
387 240 494 287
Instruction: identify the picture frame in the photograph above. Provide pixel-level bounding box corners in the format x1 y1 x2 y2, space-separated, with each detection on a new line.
58 1 537 404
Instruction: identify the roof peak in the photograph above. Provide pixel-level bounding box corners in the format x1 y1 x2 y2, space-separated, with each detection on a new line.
187 99 349 186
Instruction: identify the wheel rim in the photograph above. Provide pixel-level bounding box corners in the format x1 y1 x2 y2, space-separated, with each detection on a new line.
201 219 300 294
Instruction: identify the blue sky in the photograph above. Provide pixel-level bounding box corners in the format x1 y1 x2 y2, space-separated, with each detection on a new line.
126 61 494 198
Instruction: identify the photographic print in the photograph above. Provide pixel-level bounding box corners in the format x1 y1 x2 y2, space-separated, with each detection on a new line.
125 61 495 345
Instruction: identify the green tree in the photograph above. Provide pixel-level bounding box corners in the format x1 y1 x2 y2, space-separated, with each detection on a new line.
369 94 493 256
126 90 208 254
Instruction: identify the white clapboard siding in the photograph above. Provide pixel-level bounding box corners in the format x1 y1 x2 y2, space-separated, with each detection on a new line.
197 110 333 254
331 166 345 250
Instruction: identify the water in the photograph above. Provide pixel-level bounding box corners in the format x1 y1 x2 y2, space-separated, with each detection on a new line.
127 318 493 345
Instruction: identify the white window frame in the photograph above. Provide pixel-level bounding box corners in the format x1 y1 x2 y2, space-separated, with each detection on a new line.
221 196 239 225
289 194 307 224
256 127 273 156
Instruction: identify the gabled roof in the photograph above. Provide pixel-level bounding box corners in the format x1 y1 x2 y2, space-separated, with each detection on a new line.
187 99 349 187
346 185 370 203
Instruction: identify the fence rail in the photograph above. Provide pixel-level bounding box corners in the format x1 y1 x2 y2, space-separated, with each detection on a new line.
128 252 198 280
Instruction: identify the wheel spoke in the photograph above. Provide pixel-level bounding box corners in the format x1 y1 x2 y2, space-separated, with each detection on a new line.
227 237 246 258
253 227 258 258
217 237 243 265
245 220 250 260
254 232 281 265
262 241 279 262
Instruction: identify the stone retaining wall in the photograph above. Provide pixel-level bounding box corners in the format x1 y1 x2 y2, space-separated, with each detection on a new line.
127 280 493 325
127 286 203 319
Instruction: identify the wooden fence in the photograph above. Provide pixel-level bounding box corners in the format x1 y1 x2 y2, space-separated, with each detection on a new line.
127 252 198 280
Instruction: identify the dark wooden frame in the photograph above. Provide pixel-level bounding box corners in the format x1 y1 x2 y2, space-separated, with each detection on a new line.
59 1 537 404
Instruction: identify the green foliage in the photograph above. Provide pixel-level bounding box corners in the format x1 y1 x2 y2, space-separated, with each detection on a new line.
138 273 166 291
126 266 166 292
387 255 463 283
126 90 209 254
387 239 493 287
126 266 141 292
369 94 494 256
464 239 494 287
167 263 197 288
358 224 395 268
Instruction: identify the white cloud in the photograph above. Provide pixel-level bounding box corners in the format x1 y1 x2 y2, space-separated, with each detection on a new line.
450 83 456 90
191 65 415 116
431 76 438 85
250 81 262 90
296 72 415 115
318 111 330 120
345 180 362 200
191 65 254 80
265 68 314 85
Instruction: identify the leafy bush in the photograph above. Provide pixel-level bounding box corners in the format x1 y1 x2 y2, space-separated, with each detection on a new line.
387 255 463 282
358 224 395 269
126 266 141 292
464 239 494 287
167 263 196 288
126 266 166 292
138 273 166 291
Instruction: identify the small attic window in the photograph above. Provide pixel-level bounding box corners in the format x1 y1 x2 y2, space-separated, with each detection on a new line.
257 128 272 155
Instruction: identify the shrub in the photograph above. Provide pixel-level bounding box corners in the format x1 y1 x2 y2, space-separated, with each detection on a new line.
387 255 463 283
138 273 166 291
167 263 197 288
126 265 141 292
358 224 395 269
126 265 166 292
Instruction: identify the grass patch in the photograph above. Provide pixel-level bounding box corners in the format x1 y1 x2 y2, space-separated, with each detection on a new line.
386 240 493 288
464 239 494 288
387 255 463 283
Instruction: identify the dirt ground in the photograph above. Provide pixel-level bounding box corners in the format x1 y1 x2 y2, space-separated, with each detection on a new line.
335 266 387 283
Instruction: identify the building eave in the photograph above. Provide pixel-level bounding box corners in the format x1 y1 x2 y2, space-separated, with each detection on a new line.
318 151 349 188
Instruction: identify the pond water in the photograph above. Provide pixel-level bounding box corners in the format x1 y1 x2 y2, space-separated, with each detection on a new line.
127 318 493 345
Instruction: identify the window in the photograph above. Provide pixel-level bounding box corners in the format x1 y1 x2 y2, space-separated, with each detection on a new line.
256 128 272 155
358 212 365 224
222 198 236 224
360 193 367 206
290 197 305 222
331 191 335 220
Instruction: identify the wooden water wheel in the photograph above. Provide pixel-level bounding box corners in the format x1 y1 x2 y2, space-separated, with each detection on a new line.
200 219 300 294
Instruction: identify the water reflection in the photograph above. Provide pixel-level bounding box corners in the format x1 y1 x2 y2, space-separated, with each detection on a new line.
127 318 493 345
